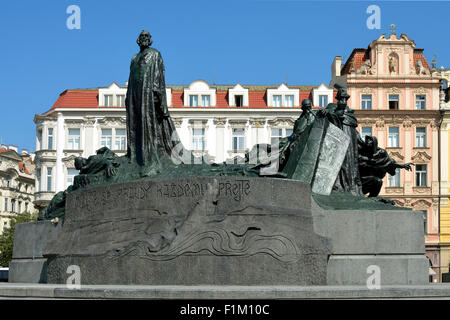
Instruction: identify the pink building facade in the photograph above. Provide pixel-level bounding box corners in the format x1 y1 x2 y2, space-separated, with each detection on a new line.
331 32 442 281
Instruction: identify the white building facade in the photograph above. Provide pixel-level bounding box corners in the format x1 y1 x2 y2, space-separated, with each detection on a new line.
33 81 334 208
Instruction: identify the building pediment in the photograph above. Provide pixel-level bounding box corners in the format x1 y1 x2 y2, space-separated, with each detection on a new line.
411 151 431 163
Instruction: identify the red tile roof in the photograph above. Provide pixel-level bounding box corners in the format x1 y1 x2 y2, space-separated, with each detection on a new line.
341 49 369 75
51 89 99 109
47 85 331 110
413 49 431 71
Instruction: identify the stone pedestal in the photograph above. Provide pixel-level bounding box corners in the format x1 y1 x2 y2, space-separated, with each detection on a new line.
9 177 428 286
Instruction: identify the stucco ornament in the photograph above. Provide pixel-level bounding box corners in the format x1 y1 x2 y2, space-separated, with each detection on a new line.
416 60 431 75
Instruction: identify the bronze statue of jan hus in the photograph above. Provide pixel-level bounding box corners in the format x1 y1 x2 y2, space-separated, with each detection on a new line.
125 30 183 171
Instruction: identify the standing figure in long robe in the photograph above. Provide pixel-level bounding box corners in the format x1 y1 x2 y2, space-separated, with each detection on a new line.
321 88 364 196
125 30 183 169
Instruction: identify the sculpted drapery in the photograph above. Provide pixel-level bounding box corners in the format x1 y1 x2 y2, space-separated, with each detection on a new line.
125 31 181 168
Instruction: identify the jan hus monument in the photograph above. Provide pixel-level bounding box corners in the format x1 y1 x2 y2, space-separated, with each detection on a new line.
10 31 428 286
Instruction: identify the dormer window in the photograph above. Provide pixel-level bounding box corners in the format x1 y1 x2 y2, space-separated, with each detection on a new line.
267 84 299 108
184 80 216 107
117 95 125 107
312 84 333 107
105 95 113 107
235 95 243 107
99 82 127 107
190 95 198 107
201 95 210 107
273 95 282 107
228 84 249 107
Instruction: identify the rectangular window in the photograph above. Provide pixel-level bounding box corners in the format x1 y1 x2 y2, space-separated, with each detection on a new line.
232 128 245 151
11 200 15 213
235 95 243 107
361 127 373 140
319 95 328 107
388 127 399 147
388 168 401 187
36 168 41 192
67 168 78 187
115 129 127 150
285 129 293 137
47 168 52 191
389 95 399 110
416 95 426 110
105 95 113 107
37 129 43 150
273 95 282 107
18 201 22 213
189 95 198 107
271 128 283 145
361 95 372 110
68 128 80 150
117 95 125 107
416 127 426 147
192 128 205 151
285 95 294 107
4 198 7 212
101 129 113 149
201 95 210 107
48 128 53 150
415 164 427 187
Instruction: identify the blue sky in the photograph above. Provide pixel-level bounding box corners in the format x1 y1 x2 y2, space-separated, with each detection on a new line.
0 0 449 152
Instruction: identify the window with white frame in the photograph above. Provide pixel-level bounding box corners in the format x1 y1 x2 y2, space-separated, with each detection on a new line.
18 201 22 213
415 95 426 110
11 200 15 213
47 167 53 191
285 95 294 107
228 84 248 107
232 128 245 151
4 198 7 212
271 128 283 145
101 129 113 149
319 95 328 107
48 128 54 150
273 95 282 107
361 95 372 110
100 128 126 150
201 95 211 107
189 95 198 107
388 127 399 147
117 94 125 107
388 168 401 187
416 127 426 147
67 128 80 149
192 128 205 151
415 164 427 187
361 127 372 140
115 129 126 150
67 168 78 187
105 95 114 107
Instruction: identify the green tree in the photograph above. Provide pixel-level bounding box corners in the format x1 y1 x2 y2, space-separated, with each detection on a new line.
0 212 37 267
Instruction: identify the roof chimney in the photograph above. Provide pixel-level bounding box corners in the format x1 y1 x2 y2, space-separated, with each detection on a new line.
332 56 342 78
0 144 7 150
21 149 29 155
8 145 18 152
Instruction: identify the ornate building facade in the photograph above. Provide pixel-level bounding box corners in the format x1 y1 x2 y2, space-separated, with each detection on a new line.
331 32 442 281
439 68 450 282
33 81 335 210
0 145 36 235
